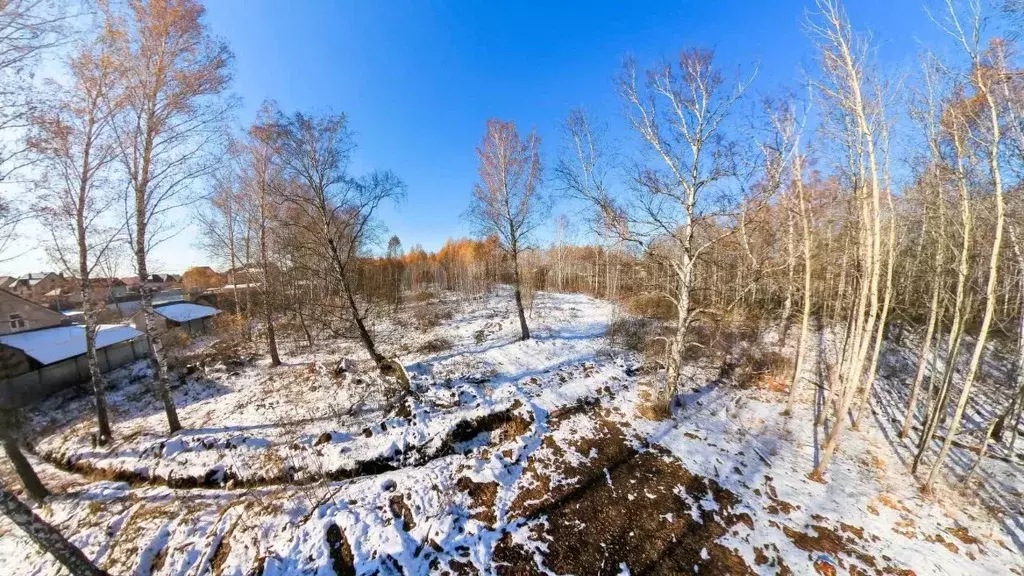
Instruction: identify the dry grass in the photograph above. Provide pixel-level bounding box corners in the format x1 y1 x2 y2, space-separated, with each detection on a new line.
418 336 454 354
637 383 672 420
623 293 676 321
733 349 792 391
413 304 454 329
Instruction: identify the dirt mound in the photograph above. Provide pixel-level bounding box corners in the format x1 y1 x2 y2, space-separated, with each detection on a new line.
504 409 757 575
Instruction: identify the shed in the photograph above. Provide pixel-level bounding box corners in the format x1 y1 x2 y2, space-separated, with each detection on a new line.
134 302 220 336
0 324 149 407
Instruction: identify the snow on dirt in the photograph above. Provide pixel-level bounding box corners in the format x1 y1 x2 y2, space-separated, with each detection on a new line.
1 289 1021 575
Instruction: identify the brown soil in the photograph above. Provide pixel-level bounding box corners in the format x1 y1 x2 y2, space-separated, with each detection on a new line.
457 476 499 527
325 523 356 576
500 410 757 575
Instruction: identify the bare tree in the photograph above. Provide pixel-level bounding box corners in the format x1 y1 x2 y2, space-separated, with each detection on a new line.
923 0 1009 493
237 102 282 366
104 0 233 434
273 110 406 375
0 0 69 262
0 484 106 575
30 34 124 445
466 119 544 341
807 0 893 480
560 50 755 407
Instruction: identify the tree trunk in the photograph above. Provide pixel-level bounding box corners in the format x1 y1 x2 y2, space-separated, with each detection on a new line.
0 486 106 575
258 222 280 367
137 261 181 435
785 154 812 416
80 282 112 445
0 411 48 501
512 249 530 341
923 81 1006 494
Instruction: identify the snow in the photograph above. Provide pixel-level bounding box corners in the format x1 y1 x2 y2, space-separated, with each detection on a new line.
0 324 143 365
152 302 219 323
0 289 1021 575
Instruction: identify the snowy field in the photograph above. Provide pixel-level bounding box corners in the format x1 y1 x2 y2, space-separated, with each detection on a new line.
1 290 1022 575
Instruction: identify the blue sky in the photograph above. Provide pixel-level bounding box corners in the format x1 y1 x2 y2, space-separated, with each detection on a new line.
7 0 946 275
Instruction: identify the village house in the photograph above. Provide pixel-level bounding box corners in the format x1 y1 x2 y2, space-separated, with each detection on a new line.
122 273 183 295
0 289 69 336
8 272 69 303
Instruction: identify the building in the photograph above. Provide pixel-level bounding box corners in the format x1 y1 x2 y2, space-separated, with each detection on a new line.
133 302 220 336
182 266 225 292
8 273 68 302
122 273 182 294
0 324 148 407
0 289 69 336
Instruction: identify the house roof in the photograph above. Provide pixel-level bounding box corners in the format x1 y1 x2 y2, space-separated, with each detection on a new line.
17 272 58 286
152 302 220 323
0 324 143 365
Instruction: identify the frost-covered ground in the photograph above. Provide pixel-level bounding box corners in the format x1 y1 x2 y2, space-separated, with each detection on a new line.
1 290 1021 575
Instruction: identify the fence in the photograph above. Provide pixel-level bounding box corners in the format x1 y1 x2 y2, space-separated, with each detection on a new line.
0 338 150 408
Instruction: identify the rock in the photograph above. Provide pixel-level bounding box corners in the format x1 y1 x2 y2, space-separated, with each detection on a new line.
315 432 333 446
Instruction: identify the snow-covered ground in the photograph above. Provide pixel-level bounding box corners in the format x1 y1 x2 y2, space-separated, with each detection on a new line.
1 290 1021 575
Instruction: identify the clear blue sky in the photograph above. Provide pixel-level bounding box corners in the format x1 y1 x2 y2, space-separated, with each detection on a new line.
7 0 945 276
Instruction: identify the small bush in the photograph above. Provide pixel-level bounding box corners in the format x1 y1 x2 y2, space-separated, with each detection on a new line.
624 293 677 321
418 336 454 354
732 349 792 391
212 312 247 341
414 305 453 329
606 317 653 352
637 384 672 420
410 291 437 303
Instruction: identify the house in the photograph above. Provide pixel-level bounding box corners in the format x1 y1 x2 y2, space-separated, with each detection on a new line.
90 278 129 301
0 289 70 335
8 272 68 302
0 323 148 407
225 265 265 287
0 276 14 290
122 273 183 294
133 302 220 336
182 266 225 292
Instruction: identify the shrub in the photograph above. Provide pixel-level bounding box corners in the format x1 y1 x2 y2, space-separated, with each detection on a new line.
732 349 792 391
414 305 453 329
213 312 247 342
418 336 454 354
410 291 437 303
623 293 676 321
606 317 653 352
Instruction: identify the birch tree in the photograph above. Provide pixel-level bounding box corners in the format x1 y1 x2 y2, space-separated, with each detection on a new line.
466 119 544 341
237 103 282 366
0 486 106 575
273 110 407 375
923 0 1009 493
560 50 754 407
30 34 123 445
808 0 892 479
104 0 233 434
